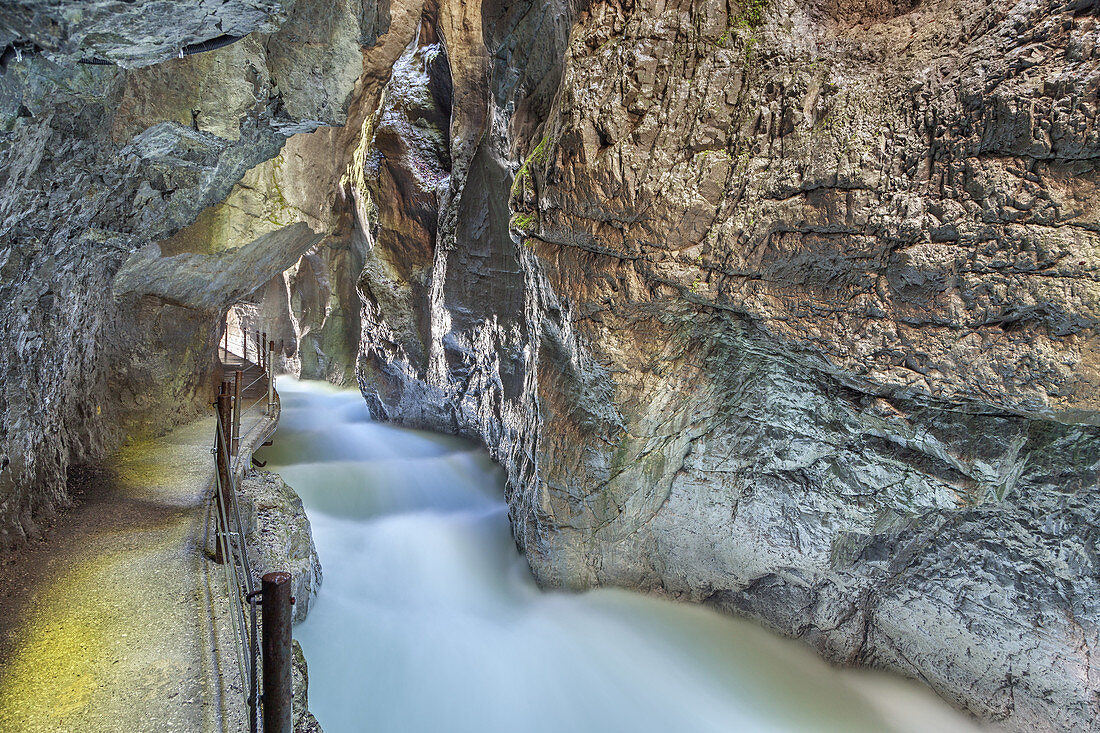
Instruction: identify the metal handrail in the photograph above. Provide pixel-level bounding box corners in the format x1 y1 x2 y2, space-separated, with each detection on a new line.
241 373 266 394
239 395 269 417
212 448 250 686
216 416 256 593
207 327 283 726
214 416 259 728
210 361 278 733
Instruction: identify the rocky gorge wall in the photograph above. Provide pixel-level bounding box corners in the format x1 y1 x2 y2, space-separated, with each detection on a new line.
0 0 377 550
348 0 1100 731
2 0 1099 731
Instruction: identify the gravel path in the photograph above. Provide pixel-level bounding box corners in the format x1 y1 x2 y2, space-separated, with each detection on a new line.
0 406 275 732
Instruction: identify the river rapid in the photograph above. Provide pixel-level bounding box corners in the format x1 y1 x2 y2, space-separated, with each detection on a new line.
256 379 985 733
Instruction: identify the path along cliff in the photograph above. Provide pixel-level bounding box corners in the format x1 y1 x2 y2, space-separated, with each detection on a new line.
0 373 294 732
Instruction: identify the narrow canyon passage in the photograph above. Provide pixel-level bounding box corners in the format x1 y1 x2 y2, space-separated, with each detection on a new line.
2 0 1098 729
257 380 982 733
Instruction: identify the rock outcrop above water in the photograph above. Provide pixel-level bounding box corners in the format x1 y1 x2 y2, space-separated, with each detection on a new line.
240 468 322 624
239 467 324 732
292 639 323 733
349 1 1100 731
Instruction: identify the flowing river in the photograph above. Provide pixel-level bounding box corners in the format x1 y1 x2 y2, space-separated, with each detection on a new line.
256 379 984 733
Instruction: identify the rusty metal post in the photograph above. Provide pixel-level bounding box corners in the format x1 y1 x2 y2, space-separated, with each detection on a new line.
232 370 242 455
266 340 275 415
255 330 262 368
213 387 233 564
261 571 293 733
220 381 234 439
224 311 229 355
212 388 223 565
248 592 261 733
261 332 268 371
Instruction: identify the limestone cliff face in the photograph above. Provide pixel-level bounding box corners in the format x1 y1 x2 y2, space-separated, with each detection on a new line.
515 4 1100 730
0 1 369 549
350 1 1100 731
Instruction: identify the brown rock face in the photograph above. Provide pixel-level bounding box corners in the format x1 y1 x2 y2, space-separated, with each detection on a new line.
529 0 1100 423
352 0 1100 730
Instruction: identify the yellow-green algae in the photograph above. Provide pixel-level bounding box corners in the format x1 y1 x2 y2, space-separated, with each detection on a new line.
0 417 230 732
112 433 180 492
0 549 154 727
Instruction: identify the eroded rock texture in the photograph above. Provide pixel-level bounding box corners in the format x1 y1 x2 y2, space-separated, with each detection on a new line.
0 2 368 549
0 0 295 67
240 468 322 625
351 0 1100 730
2 0 1099 730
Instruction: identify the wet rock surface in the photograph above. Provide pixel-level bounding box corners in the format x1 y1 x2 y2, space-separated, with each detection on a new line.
239 468 322 624
349 1 1100 730
292 639 323 733
239 467 324 731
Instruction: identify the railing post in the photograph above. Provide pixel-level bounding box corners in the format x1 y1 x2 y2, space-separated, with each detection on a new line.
256 330 262 368
220 380 234 441
262 331 268 371
248 593 261 733
224 311 230 355
213 386 232 564
267 340 275 415
261 571 293 733
213 388 223 565
232 370 242 456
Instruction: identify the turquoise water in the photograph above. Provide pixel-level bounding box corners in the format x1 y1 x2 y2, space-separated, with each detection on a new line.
257 379 982 733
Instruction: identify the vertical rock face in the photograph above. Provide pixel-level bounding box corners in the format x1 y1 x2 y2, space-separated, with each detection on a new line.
142 0 446 387
240 469 322 625
0 1 369 550
350 0 1100 730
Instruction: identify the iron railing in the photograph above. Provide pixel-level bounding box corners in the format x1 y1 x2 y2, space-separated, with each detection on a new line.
209 335 290 733
213 409 261 730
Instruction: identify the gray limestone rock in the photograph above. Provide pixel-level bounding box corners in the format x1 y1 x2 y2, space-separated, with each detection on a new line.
239 468 322 625
292 639 323 733
113 222 325 312
0 0 367 553
0 0 295 67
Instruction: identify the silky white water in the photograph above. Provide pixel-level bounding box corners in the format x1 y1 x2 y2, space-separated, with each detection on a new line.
258 379 984 733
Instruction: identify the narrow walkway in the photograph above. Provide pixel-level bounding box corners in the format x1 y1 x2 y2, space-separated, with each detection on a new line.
217 349 268 403
0 357 275 732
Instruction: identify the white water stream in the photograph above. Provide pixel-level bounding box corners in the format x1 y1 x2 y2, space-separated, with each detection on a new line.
257 379 984 733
